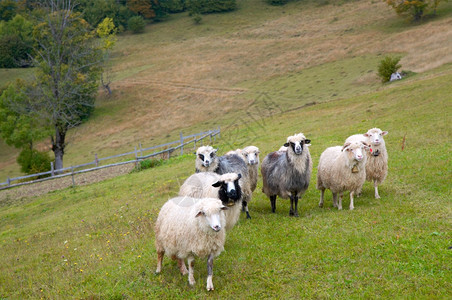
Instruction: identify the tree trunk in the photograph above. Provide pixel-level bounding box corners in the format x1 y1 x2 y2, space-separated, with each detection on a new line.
52 125 67 172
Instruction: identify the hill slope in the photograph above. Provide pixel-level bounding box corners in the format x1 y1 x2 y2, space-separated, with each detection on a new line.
1 0 452 179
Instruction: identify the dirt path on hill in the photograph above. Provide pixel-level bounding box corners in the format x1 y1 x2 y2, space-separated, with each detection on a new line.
0 163 135 205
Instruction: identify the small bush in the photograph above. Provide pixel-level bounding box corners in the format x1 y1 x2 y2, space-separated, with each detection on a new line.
17 148 52 175
192 13 202 24
186 0 237 14
378 56 402 83
132 158 164 172
265 0 288 5
128 16 145 33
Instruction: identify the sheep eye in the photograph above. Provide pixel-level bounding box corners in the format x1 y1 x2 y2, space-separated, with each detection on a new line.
210 152 214 158
198 154 204 160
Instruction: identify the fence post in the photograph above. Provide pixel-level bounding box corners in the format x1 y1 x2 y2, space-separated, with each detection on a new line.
209 130 212 143
218 126 221 139
180 132 184 155
139 143 143 157
71 166 75 187
7 177 10 186
51 162 55 177
95 154 99 167
134 146 139 168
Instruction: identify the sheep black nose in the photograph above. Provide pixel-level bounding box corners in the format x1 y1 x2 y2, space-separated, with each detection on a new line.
250 160 255 165
213 225 221 232
228 189 237 197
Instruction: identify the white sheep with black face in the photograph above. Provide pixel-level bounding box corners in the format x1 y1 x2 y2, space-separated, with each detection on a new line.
179 172 243 231
317 141 370 210
155 196 227 291
261 133 313 217
194 145 253 219
346 128 388 199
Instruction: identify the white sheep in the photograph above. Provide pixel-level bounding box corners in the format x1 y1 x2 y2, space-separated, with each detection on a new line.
346 128 388 199
195 146 253 219
261 133 313 217
155 196 227 291
317 141 369 210
226 146 260 192
179 172 243 231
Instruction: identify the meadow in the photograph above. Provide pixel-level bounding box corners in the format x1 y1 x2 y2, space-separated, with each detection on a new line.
0 0 451 298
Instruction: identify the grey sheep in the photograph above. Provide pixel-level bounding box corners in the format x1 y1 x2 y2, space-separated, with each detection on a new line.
261 133 313 217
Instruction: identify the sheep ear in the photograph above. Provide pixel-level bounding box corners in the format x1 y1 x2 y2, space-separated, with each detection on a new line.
305 139 311 144
193 151 197 155
362 141 370 149
214 148 218 153
342 143 351 151
237 173 242 180
195 211 204 218
363 133 370 137
284 142 289 147
212 181 222 187
221 206 228 211
382 131 388 136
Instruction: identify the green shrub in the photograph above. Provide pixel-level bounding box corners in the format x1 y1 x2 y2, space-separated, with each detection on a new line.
17 148 52 175
187 0 237 14
128 15 146 33
133 158 164 172
377 56 401 83
265 0 288 5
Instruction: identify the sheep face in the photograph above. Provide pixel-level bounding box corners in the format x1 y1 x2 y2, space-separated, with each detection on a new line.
212 173 242 206
195 205 227 232
284 133 311 156
364 128 388 147
342 141 369 162
242 146 260 165
197 146 217 168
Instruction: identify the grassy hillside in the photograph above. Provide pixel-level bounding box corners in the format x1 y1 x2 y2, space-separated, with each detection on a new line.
0 64 450 298
0 0 451 298
1 0 452 179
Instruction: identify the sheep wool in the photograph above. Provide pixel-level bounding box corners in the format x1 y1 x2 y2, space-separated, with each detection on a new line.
179 172 243 231
155 196 227 291
317 141 368 210
346 128 388 198
261 133 312 217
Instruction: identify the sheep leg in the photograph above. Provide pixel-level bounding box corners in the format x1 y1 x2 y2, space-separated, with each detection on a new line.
332 193 338 208
319 189 325 208
242 201 251 219
178 258 188 275
374 180 380 199
206 254 215 291
187 256 196 286
289 194 299 217
270 195 277 213
349 191 355 210
156 251 164 274
338 193 343 210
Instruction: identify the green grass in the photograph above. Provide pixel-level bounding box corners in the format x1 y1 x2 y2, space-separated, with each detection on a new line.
0 67 451 298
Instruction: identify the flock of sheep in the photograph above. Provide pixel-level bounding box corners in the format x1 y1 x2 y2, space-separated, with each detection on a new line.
154 128 388 291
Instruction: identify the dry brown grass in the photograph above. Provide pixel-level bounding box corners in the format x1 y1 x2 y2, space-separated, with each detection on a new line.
1 0 451 179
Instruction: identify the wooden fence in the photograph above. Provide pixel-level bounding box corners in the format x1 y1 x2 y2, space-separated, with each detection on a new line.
0 128 220 191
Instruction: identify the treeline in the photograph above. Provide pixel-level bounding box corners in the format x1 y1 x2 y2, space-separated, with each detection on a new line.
0 0 238 68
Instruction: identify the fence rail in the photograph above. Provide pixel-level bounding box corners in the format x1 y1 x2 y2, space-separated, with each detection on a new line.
0 127 220 191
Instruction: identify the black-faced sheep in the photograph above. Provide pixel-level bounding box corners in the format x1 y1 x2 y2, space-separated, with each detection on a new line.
261 133 313 217
155 196 227 291
317 141 369 210
179 172 243 231
346 128 388 199
195 146 253 219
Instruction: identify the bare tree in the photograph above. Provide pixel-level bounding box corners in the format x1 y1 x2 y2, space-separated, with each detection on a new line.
29 0 102 171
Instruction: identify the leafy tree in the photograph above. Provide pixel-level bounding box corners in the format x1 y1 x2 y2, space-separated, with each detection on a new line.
186 0 236 14
377 56 401 83
0 14 34 67
386 0 447 21
27 0 103 171
96 17 117 95
127 0 155 18
128 15 145 32
0 0 17 21
77 0 133 31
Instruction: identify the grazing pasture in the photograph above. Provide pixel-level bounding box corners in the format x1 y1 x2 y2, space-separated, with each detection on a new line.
0 0 451 298
0 69 450 298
